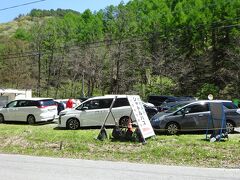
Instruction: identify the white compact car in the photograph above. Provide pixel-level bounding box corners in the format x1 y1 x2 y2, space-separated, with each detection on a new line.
58 95 135 130
0 98 57 124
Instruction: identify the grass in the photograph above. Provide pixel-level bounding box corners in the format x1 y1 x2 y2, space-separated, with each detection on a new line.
0 123 239 168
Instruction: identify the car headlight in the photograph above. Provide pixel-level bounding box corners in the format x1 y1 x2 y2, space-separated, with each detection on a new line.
151 116 160 122
151 115 165 122
59 112 66 116
236 109 240 114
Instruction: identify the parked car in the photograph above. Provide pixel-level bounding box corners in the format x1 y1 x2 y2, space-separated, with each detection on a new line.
0 98 57 124
58 95 155 130
142 101 158 119
150 100 240 135
159 100 196 112
148 95 177 107
147 95 196 111
58 95 136 130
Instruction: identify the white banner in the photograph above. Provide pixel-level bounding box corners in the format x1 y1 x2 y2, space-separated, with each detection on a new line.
128 95 155 139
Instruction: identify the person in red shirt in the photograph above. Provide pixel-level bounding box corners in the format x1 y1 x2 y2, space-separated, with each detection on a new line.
66 98 73 108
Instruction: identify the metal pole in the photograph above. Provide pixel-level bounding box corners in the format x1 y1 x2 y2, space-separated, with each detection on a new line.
38 52 41 97
82 71 85 97
97 96 117 140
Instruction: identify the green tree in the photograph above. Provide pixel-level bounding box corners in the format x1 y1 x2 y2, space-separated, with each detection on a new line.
196 83 219 100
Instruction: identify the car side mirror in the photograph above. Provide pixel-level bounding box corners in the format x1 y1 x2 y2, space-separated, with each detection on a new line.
181 109 186 116
185 110 189 114
82 106 88 111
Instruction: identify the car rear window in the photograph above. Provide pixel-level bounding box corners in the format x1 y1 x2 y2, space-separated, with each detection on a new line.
223 102 238 109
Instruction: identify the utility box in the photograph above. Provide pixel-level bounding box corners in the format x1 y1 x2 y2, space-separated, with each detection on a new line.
0 89 32 107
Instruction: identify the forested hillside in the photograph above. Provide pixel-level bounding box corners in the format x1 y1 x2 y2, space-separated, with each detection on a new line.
0 0 239 100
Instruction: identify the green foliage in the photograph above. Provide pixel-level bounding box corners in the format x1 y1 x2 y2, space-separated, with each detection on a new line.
219 84 236 100
0 0 240 99
196 83 220 100
134 75 176 97
14 28 30 41
29 9 80 18
146 75 176 96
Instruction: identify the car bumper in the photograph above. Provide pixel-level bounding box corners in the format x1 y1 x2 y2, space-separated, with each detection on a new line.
36 114 57 122
151 120 166 131
58 115 66 127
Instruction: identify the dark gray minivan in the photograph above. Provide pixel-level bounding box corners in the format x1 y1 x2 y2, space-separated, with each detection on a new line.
150 100 240 134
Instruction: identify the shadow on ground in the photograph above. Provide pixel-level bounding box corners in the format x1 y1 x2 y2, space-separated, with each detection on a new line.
53 125 115 131
2 120 56 126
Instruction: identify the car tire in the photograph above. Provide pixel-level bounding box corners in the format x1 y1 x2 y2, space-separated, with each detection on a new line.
67 118 80 130
27 115 36 125
166 122 179 135
119 116 131 127
226 121 234 133
0 114 4 123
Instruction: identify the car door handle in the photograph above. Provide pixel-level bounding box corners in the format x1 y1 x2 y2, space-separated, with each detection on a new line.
198 114 204 117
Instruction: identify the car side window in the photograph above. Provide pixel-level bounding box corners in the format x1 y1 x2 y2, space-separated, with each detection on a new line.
78 99 113 110
23 101 37 107
17 100 28 107
113 98 129 107
6 101 18 108
99 99 113 109
28 101 38 106
175 109 185 115
90 100 100 109
80 100 100 110
185 104 209 114
223 102 237 109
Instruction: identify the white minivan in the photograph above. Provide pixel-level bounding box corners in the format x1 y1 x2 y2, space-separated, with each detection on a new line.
58 95 135 130
0 98 57 124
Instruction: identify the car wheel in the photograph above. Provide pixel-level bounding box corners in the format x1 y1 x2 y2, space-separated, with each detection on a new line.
166 122 179 135
119 116 131 127
27 115 36 125
0 114 4 123
67 118 80 130
226 121 234 133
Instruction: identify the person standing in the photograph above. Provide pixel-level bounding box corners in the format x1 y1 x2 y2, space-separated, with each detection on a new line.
57 101 65 115
66 98 74 109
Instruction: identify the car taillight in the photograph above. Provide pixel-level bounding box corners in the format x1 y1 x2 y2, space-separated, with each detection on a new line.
37 106 45 108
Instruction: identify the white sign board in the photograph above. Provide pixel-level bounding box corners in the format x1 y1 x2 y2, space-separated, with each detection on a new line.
127 95 155 139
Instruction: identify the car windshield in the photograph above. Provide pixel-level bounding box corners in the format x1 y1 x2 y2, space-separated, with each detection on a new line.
166 103 189 113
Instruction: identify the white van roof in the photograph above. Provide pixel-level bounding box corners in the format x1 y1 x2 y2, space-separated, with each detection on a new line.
15 98 53 101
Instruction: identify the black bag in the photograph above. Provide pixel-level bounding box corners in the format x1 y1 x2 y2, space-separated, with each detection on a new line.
97 128 108 141
112 126 123 139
